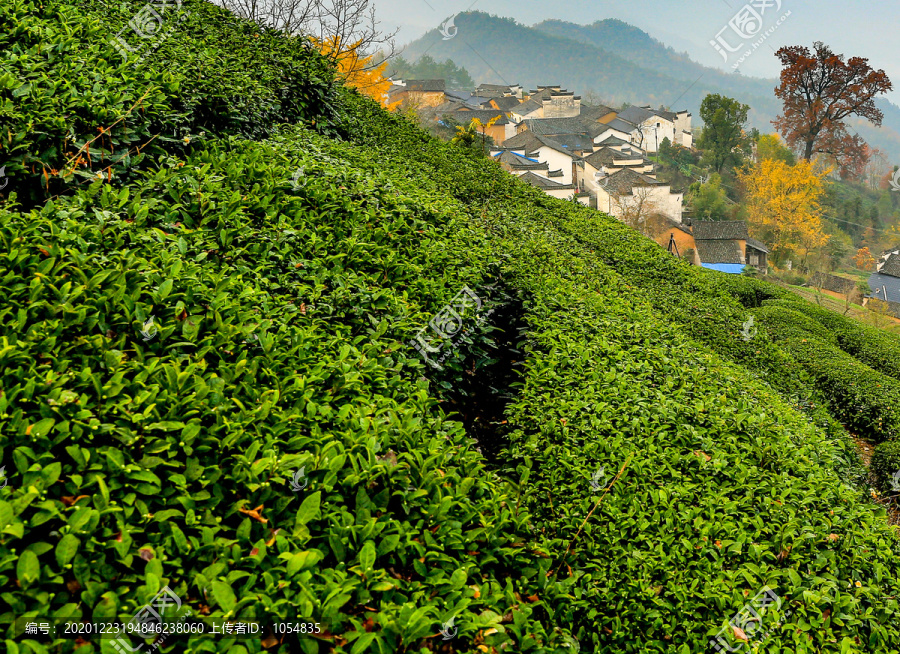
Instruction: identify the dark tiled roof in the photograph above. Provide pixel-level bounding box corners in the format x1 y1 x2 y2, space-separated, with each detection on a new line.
433 100 470 114
600 168 661 194
879 252 900 278
745 237 769 254
526 117 609 140
692 221 749 241
546 133 596 152
618 105 655 125
869 272 900 303
490 96 522 111
652 109 678 122
518 171 574 190
512 98 543 115
580 104 616 121
583 147 648 169
406 79 445 92
526 117 587 135
450 109 509 125
477 83 514 98
606 117 639 133
500 130 544 152
493 151 548 170
596 135 632 147
695 239 744 265
532 134 579 157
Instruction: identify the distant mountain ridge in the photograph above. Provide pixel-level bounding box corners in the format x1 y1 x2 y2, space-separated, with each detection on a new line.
400 12 900 163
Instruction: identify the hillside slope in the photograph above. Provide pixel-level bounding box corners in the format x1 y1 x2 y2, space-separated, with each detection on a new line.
2 2 900 653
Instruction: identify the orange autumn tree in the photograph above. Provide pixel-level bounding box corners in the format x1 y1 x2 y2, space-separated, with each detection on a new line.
738 157 829 266
854 247 877 271
315 37 396 108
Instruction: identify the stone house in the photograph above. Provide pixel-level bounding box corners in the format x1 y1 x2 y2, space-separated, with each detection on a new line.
691 221 768 273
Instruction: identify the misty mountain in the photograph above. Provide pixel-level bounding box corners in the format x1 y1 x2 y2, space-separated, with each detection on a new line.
399 12 900 162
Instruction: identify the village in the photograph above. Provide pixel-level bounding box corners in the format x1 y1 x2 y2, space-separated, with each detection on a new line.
388 79 771 275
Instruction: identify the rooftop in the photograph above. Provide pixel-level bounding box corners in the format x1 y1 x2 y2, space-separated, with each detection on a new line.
695 239 744 265
406 79 446 92
518 171 574 190
692 221 750 241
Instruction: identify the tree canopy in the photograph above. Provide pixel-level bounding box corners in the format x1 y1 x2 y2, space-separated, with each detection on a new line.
773 42 892 173
696 94 750 174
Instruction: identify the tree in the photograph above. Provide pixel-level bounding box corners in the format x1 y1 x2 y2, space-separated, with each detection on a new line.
738 158 829 266
688 173 729 221
451 116 498 157
853 246 877 271
387 54 475 90
213 0 398 75
696 94 751 174
864 147 890 192
867 297 892 329
756 134 796 165
317 38 394 106
824 231 853 270
610 183 666 238
773 42 892 165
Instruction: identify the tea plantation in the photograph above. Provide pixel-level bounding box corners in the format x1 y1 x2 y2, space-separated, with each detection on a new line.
2 1 900 653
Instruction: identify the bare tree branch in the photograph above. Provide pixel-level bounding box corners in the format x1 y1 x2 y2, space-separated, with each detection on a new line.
212 0 398 73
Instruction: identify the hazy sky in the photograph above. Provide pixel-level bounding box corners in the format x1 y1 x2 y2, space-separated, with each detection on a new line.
376 0 900 102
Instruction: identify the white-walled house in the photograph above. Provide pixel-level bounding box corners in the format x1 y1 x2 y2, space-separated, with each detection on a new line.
493 150 551 178
618 105 693 151
590 168 683 223
490 130 544 157
582 148 655 186
530 137 579 185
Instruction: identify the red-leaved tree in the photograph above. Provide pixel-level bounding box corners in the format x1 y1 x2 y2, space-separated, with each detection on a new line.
773 42 892 172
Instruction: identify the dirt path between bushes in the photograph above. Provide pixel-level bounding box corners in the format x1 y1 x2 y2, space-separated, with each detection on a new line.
852 435 900 527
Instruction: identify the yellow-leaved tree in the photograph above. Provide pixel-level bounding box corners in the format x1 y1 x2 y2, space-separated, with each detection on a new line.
315 37 397 109
738 158 829 266
451 116 500 156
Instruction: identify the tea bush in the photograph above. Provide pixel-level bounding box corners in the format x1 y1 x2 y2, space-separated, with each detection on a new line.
0 0 339 208
753 305 838 344
763 298 900 382
872 441 900 491
778 337 900 442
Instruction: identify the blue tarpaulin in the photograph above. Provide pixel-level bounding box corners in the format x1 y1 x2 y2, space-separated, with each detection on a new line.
700 263 745 274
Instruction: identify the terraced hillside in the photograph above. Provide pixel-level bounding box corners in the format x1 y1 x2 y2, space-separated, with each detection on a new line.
2 1 900 653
